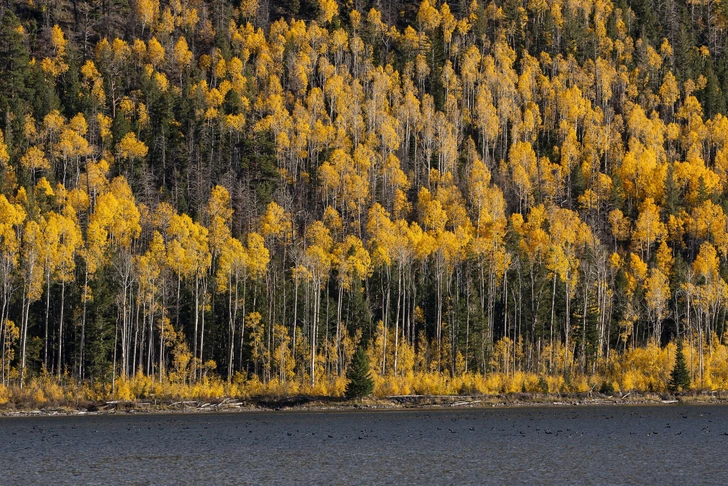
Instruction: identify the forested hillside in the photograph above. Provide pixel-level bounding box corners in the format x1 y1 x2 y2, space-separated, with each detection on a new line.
2 0 728 402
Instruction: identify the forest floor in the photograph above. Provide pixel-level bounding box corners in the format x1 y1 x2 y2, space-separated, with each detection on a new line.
3 391 728 417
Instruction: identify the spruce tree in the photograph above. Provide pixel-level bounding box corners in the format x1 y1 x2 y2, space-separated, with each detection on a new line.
345 348 374 399
668 339 691 393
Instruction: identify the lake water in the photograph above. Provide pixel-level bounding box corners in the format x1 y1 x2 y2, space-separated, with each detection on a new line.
1 405 727 484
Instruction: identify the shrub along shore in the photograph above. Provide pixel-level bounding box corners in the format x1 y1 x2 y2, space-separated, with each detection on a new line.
2 352 727 417
2 391 726 417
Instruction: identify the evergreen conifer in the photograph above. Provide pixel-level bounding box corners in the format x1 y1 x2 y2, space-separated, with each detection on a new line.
668 339 691 393
345 348 374 399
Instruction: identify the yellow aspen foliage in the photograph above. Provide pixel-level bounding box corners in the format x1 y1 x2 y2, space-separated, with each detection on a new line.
644 267 670 340
147 37 165 66
518 205 549 260
437 228 467 268
322 206 343 236
317 0 338 24
119 97 135 116
306 220 333 251
674 158 721 206
206 186 233 256
207 185 233 223
659 71 680 107
83 159 110 195
132 39 147 60
117 132 149 159
393 189 411 219
508 141 538 210
56 126 91 164
417 0 441 32
655 241 673 275
214 58 227 80
80 60 101 83
245 232 270 278
609 252 622 270
688 200 727 250
333 235 372 289
432 172 470 231
240 0 258 19
417 187 447 233
259 201 293 240
137 103 149 128
0 130 9 167
21 219 45 316
111 38 132 62
667 212 687 246
11 0 728 401
676 95 707 159
153 71 170 92
608 209 631 242
0 196 26 274
41 25 70 77
136 231 166 297
633 197 666 258
272 323 295 382
69 113 88 135
43 110 65 136
629 252 648 282
46 207 83 282
136 0 160 32
35 177 55 197
406 221 435 261
714 147 728 192
175 2 199 31
215 236 247 292
618 144 665 202
366 203 396 267
440 3 457 45
156 7 175 36
97 114 113 143
247 311 267 371
88 177 141 262
173 36 193 69
20 146 50 172
65 188 90 214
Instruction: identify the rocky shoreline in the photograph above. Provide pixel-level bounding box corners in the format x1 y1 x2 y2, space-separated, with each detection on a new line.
2 391 727 418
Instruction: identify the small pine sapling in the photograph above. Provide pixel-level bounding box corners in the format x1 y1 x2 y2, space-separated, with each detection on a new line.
345 348 374 399
668 339 690 393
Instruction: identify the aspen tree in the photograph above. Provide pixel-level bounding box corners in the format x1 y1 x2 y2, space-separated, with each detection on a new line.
0 196 25 385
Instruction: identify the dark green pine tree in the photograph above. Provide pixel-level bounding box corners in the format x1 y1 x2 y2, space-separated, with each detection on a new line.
668 339 691 393
345 348 374 399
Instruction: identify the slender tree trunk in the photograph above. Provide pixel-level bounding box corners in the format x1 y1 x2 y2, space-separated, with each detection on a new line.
550 274 556 373
121 277 129 379
292 274 298 368
394 263 402 375
311 277 320 387
20 284 31 389
159 277 167 382
336 283 343 375
79 268 89 381
44 268 51 372
193 274 199 380
199 276 207 380
57 281 66 379
147 292 154 377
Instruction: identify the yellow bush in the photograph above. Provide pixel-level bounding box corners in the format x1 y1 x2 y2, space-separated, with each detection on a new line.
32 388 46 405
544 375 565 393
0 383 10 405
114 378 134 401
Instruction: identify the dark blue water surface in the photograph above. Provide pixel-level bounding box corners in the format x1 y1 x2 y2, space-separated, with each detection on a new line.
1 405 727 485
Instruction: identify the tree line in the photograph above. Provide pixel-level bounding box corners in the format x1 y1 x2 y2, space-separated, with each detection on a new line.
2 0 728 395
